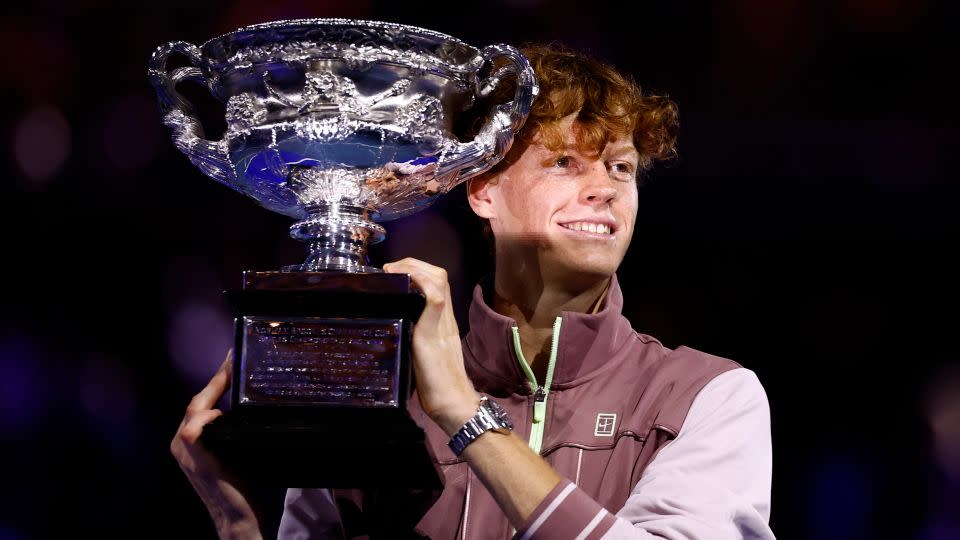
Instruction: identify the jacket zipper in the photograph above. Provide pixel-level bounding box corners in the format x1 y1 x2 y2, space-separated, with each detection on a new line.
510 316 563 454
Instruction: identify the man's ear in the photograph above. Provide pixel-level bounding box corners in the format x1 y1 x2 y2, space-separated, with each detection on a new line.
467 173 498 220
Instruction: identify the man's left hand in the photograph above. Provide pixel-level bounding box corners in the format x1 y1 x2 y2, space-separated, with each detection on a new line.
383 258 480 436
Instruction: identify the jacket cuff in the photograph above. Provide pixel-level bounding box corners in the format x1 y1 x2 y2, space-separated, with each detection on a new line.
513 479 617 540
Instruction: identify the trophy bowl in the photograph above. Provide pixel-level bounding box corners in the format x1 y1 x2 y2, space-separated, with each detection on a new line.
150 18 537 271
150 19 537 487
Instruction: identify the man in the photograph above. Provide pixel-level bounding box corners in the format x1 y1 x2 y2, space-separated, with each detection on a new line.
173 45 774 539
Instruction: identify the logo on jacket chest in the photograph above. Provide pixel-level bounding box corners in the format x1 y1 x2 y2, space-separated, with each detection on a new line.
594 413 617 436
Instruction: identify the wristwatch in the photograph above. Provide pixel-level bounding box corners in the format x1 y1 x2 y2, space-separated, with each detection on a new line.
448 396 514 456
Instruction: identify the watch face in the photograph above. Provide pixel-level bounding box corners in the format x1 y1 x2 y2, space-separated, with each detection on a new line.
483 398 514 431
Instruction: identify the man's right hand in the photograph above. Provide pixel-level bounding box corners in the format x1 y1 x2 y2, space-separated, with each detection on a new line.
171 350 262 540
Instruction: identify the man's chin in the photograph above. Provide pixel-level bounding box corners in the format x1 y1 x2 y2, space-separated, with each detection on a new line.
542 256 620 286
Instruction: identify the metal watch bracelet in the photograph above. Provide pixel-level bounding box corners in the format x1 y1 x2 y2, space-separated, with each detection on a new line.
448 396 514 456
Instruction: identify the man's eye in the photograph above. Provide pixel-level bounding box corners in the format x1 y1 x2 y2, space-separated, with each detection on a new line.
555 156 573 168
611 162 635 176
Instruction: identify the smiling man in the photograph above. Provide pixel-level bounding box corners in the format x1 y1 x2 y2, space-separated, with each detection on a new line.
173 45 775 539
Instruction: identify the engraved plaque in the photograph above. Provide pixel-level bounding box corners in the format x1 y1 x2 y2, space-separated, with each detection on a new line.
239 316 402 407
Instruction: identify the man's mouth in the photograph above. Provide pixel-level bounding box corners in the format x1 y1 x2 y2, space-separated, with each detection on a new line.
559 221 614 235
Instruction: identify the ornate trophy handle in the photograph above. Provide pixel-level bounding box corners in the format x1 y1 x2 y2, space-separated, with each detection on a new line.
148 41 235 184
436 44 539 182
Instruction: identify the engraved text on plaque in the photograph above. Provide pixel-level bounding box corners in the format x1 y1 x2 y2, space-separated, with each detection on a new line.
239 316 403 407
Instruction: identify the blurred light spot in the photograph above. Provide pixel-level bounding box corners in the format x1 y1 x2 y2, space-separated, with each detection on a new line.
925 364 960 480
0 336 47 435
916 522 960 540
13 105 70 186
103 93 162 171
164 257 231 388
78 354 136 428
0 523 26 540
167 300 233 388
808 451 874 539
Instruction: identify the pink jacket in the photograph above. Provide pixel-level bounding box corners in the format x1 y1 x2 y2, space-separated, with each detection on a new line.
280 275 774 539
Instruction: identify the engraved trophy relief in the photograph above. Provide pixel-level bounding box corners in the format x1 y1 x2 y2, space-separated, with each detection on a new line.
149 19 537 487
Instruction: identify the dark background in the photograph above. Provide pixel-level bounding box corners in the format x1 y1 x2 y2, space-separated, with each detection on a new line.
2 1 958 538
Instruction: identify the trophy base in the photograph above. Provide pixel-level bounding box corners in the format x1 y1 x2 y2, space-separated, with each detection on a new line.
199 270 440 488
200 408 441 488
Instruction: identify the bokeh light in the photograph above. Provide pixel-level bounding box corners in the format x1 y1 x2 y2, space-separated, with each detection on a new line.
807 451 875 539
164 257 234 388
925 364 960 480
0 335 48 436
166 299 234 388
12 105 71 187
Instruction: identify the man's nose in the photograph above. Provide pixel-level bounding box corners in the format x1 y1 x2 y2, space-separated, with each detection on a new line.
580 165 618 205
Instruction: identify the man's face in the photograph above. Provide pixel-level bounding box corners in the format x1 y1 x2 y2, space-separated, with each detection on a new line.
473 115 640 282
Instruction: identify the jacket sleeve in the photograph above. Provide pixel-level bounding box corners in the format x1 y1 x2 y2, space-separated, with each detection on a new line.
512 368 775 540
277 487 344 540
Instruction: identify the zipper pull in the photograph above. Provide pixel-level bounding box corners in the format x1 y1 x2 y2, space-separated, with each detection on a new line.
533 386 546 424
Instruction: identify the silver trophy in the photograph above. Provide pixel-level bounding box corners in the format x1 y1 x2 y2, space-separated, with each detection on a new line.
150 19 536 487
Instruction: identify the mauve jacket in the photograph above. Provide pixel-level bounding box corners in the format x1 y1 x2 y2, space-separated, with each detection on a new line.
279 275 774 539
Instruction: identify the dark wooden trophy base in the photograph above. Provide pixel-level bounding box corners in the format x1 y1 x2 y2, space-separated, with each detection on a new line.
200 271 441 489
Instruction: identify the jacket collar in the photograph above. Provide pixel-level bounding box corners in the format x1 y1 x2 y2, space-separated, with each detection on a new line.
462 274 636 394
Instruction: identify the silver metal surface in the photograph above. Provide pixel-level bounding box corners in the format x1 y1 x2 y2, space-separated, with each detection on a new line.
150 19 537 271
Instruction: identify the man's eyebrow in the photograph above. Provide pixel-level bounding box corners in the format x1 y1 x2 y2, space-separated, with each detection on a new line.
607 145 640 159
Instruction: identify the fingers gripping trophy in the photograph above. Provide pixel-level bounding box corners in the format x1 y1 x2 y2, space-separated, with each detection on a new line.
149 19 537 487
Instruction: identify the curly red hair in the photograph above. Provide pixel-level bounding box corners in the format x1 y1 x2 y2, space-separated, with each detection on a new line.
484 44 679 175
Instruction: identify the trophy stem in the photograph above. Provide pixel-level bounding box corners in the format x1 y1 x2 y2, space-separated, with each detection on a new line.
288 204 386 272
